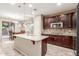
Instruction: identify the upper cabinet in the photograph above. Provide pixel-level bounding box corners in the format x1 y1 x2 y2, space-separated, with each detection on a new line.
43 12 76 29
72 12 77 28
43 17 50 29
60 13 74 28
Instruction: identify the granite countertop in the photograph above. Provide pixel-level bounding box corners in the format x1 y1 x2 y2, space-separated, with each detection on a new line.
14 34 48 41
42 29 77 36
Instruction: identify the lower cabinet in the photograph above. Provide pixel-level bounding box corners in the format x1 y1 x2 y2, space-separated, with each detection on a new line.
47 35 74 49
62 36 73 49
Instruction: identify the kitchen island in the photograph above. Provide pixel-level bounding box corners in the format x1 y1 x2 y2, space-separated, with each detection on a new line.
14 34 48 56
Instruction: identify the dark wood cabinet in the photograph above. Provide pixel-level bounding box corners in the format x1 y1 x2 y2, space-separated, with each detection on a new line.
62 36 73 48
43 12 76 29
64 13 73 28
43 16 60 29
43 17 50 29
47 35 74 49
61 13 76 28
72 12 77 28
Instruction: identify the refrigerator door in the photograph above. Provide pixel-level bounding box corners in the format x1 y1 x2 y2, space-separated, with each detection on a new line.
77 3 79 56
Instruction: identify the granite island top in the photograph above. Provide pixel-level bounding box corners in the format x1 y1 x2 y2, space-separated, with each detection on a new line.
14 34 48 41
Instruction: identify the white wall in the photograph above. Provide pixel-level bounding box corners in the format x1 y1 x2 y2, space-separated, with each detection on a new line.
33 15 42 35
0 19 2 41
14 22 22 32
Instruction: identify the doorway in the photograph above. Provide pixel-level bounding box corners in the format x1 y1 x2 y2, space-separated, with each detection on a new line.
2 21 15 41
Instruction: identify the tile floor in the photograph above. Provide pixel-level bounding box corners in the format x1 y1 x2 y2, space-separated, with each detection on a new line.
0 39 22 56
0 39 76 56
46 44 76 56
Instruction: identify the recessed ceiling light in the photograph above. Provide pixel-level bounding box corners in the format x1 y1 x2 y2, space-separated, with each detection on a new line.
32 12 35 14
10 3 15 5
29 4 32 8
15 21 18 23
57 3 62 6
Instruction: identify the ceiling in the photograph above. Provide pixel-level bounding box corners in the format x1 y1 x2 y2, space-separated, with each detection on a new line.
0 3 78 21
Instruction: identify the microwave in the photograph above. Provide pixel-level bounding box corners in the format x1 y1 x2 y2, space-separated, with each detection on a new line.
50 22 63 29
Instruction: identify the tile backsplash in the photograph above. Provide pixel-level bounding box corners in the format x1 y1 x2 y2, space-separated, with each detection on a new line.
42 29 77 36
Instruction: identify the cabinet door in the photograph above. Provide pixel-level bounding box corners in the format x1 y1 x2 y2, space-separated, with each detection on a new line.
47 35 73 49
48 36 63 46
48 17 54 23
49 16 60 23
72 12 77 28
43 17 47 29
60 13 74 28
62 36 73 49
54 36 63 46
43 17 50 29
66 13 72 28
65 13 74 28
47 36 55 44
60 15 66 28
54 36 73 49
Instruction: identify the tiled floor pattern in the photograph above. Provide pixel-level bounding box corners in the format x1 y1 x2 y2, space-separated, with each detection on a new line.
46 44 76 56
0 39 22 56
0 39 76 56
